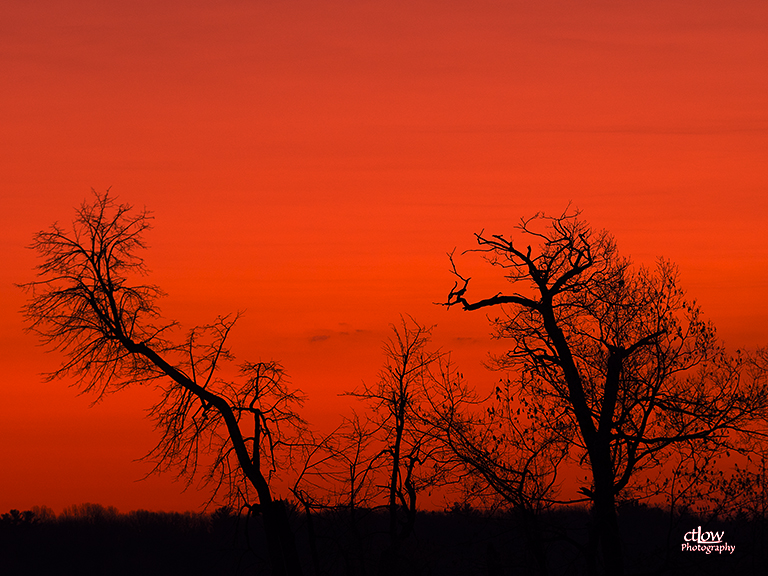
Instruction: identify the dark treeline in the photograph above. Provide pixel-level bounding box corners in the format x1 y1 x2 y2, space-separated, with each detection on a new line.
1 502 765 576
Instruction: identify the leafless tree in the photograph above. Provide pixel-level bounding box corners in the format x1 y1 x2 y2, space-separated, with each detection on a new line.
346 317 452 573
293 413 384 517
423 346 569 576
19 190 306 576
291 413 385 576
444 209 768 575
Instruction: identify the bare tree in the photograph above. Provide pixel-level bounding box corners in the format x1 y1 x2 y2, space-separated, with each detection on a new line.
291 413 385 576
20 190 306 576
346 317 450 573
421 346 569 576
293 413 385 518
444 209 768 575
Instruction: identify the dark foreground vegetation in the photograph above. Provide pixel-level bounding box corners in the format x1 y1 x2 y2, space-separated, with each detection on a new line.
1 502 765 576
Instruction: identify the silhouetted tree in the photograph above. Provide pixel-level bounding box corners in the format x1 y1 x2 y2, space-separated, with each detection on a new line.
60 503 120 523
710 348 768 518
0 509 37 526
291 415 383 576
444 209 768 575
347 317 450 574
426 359 566 576
20 190 305 576
292 412 383 520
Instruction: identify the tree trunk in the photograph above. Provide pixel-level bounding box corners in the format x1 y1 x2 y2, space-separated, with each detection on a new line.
385 409 405 575
262 500 303 576
591 466 623 576
132 342 303 575
302 501 321 576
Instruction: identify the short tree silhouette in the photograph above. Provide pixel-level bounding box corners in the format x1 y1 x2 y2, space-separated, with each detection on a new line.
19 190 306 576
290 414 382 576
426 359 567 576
444 209 768 575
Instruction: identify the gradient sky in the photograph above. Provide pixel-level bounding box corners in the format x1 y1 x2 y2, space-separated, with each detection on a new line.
2 0 767 513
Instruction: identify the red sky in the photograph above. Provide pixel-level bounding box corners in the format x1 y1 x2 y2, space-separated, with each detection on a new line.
1 0 767 513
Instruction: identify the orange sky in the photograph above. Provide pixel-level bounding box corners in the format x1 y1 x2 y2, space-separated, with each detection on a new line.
1 0 767 513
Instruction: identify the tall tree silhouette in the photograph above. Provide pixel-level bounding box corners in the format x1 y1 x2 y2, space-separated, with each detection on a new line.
444 209 768 575
347 317 450 574
20 190 305 576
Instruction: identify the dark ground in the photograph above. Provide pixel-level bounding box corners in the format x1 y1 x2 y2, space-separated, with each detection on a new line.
1 502 763 575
